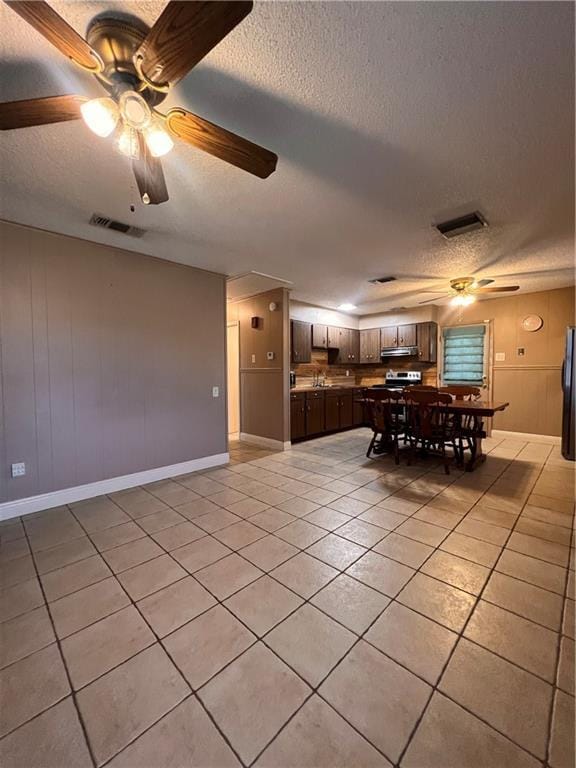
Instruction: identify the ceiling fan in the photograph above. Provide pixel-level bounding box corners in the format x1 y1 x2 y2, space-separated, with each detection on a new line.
418 276 520 306
0 0 278 205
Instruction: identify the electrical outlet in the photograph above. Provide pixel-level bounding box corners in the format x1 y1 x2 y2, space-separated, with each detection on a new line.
495 352 506 362
11 462 26 478
517 347 525 357
266 351 275 360
212 386 219 398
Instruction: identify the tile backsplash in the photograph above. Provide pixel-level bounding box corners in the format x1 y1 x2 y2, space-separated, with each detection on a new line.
292 349 437 388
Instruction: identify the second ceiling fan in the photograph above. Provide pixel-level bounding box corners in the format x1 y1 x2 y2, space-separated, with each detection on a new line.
0 0 278 205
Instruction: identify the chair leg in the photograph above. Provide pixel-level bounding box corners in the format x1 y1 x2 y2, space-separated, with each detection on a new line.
394 436 400 465
442 442 450 475
366 433 376 459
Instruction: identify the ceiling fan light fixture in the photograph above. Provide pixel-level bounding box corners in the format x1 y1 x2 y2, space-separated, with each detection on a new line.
144 121 174 158
338 303 357 312
118 90 151 130
451 293 476 307
81 97 118 137
117 124 139 158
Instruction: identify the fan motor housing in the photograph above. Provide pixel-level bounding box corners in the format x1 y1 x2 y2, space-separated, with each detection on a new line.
86 16 167 107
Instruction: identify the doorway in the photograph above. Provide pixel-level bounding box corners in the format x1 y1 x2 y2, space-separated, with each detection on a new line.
227 321 240 439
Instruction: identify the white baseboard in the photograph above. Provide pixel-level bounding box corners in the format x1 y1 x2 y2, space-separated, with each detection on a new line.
239 433 291 451
0 452 230 522
492 430 561 445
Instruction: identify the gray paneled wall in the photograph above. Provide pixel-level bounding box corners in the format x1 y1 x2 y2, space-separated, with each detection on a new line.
0 221 227 503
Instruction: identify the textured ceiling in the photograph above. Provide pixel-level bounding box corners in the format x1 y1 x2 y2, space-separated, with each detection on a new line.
1 1 574 313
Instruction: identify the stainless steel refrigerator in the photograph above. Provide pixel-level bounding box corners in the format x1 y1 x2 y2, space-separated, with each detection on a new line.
562 327 575 460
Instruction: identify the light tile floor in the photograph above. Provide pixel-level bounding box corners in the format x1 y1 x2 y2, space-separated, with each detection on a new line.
1 430 574 768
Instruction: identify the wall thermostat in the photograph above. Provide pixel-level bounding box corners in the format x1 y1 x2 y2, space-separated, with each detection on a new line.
269 302 278 312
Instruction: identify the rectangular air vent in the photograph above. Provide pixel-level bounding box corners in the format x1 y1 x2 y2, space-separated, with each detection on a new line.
368 276 397 285
89 214 146 238
435 211 487 239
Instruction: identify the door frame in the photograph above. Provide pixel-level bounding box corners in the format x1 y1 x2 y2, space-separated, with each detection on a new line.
226 321 240 440
438 320 494 433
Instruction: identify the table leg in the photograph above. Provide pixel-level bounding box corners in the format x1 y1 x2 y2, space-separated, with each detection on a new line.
465 417 486 471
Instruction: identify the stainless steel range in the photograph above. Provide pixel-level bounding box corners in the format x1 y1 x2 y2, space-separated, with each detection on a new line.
371 370 422 390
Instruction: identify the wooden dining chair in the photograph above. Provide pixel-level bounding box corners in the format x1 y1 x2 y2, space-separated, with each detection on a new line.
404 390 457 474
439 386 482 465
365 389 405 463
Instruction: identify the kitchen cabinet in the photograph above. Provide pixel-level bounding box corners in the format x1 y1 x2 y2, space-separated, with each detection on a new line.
325 392 341 431
325 390 354 430
398 324 417 346
312 324 328 349
305 391 325 435
336 328 359 364
291 387 365 441
359 328 381 363
339 391 354 428
327 326 340 348
417 321 438 363
353 387 365 425
290 392 306 440
380 323 417 348
291 320 311 363
381 326 398 348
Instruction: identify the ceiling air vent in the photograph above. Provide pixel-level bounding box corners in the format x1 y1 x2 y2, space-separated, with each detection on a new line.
435 211 487 239
368 276 397 285
89 214 146 238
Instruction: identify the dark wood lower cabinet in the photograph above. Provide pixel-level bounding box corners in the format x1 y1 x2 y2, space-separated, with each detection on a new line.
291 387 367 441
325 394 340 432
339 393 354 428
290 393 306 440
306 395 325 435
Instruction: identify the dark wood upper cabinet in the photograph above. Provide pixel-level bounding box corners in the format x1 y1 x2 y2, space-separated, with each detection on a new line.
335 328 359 363
349 329 359 362
327 326 340 348
398 324 417 346
312 324 328 349
360 328 380 363
381 326 398 348
290 320 311 364
417 321 438 363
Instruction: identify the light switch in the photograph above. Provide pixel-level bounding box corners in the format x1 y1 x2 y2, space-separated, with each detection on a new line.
517 347 525 357
11 462 26 478
251 354 256 363
212 386 219 398
267 351 275 360
495 352 506 362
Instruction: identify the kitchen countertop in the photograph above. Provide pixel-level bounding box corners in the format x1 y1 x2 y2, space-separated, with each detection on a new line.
291 384 366 393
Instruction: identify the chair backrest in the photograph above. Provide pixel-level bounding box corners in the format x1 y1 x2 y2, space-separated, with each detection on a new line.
404 390 452 439
366 388 404 433
439 385 481 401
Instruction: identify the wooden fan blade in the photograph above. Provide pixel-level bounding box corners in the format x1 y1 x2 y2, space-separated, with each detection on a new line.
136 1 253 88
474 286 520 293
474 278 494 288
4 1 102 71
0 95 86 130
165 108 277 179
419 295 449 304
132 133 169 205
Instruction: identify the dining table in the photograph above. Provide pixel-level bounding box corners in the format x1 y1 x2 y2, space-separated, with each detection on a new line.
359 396 510 471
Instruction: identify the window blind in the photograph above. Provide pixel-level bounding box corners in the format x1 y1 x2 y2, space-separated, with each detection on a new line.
442 325 486 384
